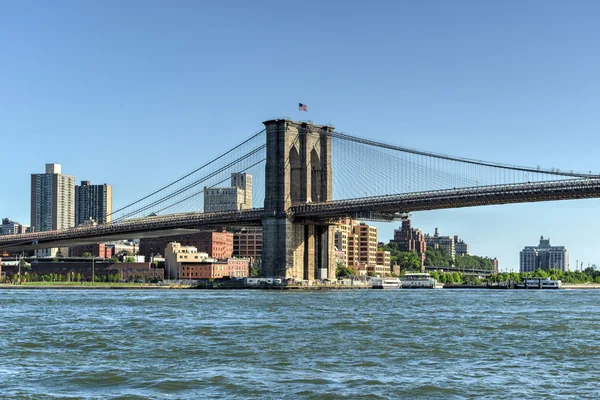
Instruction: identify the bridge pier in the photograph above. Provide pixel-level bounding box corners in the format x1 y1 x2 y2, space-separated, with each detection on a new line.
261 119 336 281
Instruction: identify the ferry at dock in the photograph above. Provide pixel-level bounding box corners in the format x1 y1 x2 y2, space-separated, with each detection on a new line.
514 278 562 289
371 277 400 289
399 273 437 289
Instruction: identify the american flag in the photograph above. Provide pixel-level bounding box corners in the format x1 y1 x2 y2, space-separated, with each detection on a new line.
298 103 308 111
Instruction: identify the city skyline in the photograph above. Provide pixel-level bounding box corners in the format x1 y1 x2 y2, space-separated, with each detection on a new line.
2 1 600 270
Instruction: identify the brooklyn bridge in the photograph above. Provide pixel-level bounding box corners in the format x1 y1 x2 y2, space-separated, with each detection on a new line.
2 119 600 280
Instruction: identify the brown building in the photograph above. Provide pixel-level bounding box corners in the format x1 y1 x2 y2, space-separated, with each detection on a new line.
233 227 262 260
393 219 426 255
139 231 233 260
355 223 378 266
70 243 113 258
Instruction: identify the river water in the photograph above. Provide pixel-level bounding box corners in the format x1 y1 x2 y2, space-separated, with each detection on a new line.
1 288 599 399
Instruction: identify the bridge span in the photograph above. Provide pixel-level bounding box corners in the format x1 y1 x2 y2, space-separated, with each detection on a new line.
3 178 600 252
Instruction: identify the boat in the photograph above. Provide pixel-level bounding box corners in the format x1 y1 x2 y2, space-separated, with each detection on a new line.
371 277 400 289
514 277 562 289
399 273 437 289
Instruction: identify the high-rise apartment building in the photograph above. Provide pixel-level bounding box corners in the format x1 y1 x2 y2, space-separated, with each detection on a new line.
30 164 75 232
75 181 113 225
393 219 426 255
520 236 569 273
204 173 252 213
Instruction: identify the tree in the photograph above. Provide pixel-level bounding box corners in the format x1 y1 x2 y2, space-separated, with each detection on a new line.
397 252 421 272
124 256 136 263
250 264 261 277
336 263 356 278
81 252 93 258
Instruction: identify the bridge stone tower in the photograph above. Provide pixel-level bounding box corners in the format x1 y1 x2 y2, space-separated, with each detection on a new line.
261 119 336 281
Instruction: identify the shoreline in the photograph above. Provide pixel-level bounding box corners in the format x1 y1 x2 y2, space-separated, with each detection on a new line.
1 283 599 290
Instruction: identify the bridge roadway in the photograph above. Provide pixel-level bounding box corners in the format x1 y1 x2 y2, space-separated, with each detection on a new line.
2 178 600 251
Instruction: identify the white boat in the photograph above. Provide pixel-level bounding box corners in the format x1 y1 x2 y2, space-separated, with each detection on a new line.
399 273 437 289
371 277 400 289
515 278 562 289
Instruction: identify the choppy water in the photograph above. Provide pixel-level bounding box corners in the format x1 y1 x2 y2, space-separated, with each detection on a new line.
1 289 600 399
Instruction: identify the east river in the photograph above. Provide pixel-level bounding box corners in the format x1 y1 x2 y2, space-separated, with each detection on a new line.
1 289 600 399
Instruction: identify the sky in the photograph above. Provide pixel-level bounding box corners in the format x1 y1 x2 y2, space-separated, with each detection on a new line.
1 0 600 271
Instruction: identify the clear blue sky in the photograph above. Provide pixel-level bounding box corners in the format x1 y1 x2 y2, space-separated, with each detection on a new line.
1 0 599 271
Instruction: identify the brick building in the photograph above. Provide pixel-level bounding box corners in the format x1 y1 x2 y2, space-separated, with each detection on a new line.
233 227 262 260
393 219 426 255
180 258 250 280
139 231 233 261
70 243 113 258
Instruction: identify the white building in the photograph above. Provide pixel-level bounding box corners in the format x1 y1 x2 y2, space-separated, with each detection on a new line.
204 173 252 213
520 236 569 273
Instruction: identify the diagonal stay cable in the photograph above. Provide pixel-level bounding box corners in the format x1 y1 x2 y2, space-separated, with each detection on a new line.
109 129 266 218
113 145 266 221
152 158 267 216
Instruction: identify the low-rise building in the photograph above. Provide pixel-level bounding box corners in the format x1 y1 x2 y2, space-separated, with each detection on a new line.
181 258 251 280
106 262 164 282
70 243 113 258
164 242 211 279
139 231 233 261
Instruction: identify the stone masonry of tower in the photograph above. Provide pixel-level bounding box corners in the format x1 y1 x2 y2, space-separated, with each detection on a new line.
261 119 336 281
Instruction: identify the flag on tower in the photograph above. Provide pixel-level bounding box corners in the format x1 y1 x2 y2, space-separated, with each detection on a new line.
299 103 308 111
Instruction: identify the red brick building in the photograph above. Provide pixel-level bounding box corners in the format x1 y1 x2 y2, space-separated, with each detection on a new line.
180 258 250 280
139 231 233 260
70 243 113 259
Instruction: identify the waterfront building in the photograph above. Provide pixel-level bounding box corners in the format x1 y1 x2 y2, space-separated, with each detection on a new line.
75 181 113 225
30 163 75 232
139 231 233 261
180 258 250 280
334 218 359 267
393 219 426 255
520 236 569 273
204 172 252 212
164 242 211 279
233 227 262 260
425 228 456 259
334 219 388 274
164 241 249 279
355 223 378 266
